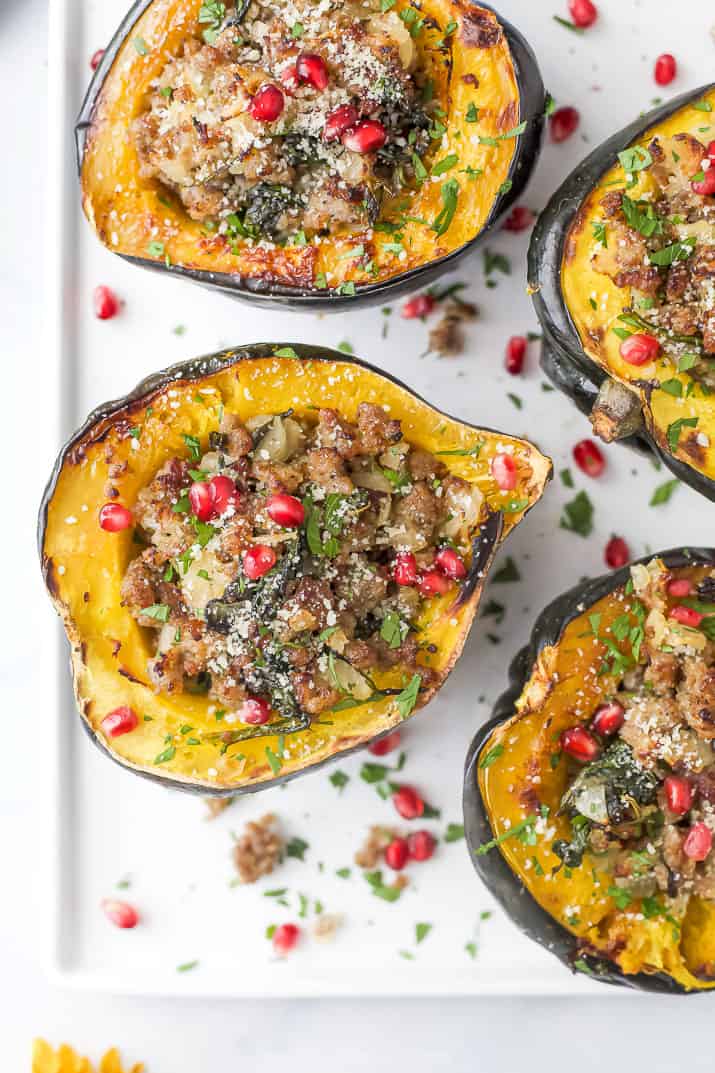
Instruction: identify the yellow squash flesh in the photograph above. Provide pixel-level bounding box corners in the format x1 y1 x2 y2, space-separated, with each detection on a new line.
478 564 715 990
42 351 551 792
562 87 715 486
80 0 520 290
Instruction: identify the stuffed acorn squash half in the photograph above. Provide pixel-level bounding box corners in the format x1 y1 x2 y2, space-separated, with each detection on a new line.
529 84 715 500
77 0 544 308
39 344 550 794
464 548 715 992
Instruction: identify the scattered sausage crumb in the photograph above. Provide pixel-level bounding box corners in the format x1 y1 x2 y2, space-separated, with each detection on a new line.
354 825 398 868
428 299 478 357
233 812 283 884
312 913 343 943
204 796 234 820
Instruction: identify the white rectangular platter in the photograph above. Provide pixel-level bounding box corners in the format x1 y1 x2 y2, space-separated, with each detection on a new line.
44 0 715 995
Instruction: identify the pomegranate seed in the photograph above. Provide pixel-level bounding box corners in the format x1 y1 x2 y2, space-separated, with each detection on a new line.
670 604 703 628
434 547 467 580
238 697 272 725
90 48 105 71
393 551 418 586
101 706 139 738
505 336 527 375
667 577 692 598
189 480 214 522
560 726 600 762
272 922 300 954
393 785 425 820
249 84 284 123
407 829 436 862
266 493 305 527
605 536 630 569
591 701 624 736
502 205 534 233
418 569 452 597
342 120 387 154
654 53 677 86
683 822 712 862
368 730 402 756
401 294 436 319
568 0 597 27
385 837 409 871
99 502 133 532
707 140 715 165
549 106 579 144
323 103 358 142
296 52 329 90
619 333 660 365
491 453 517 491
208 474 240 515
664 775 693 816
573 438 605 478
692 168 715 197
242 544 277 580
93 285 120 320
102 899 139 929
280 63 300 93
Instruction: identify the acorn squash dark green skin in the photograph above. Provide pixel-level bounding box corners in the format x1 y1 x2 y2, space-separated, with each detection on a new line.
463 546 715 993
39 342 553 796
528 85 715 501
75 0 545 312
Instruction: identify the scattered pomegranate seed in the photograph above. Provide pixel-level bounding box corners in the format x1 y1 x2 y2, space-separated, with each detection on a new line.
385 837 410 871
418 569 452 598
708 141 715 164
90 48 105 71
591 701 624 736
692 168 715 197
619 333 660 365
266 493 305 527
664 775 693 816
393 785 425 820
667 577 692 598
296 52 329 90
93 285 120 320
654 53 677 86
102 899 139 929
208 474 240 515
491 453 517 491
189 480 214 522
683 822 712 862
280 63 300 93
368 730 402 756
323 103 359 142
573 438 605 478
568 0 597 27
99 502 133 532
401 294 436 319
272 922 300 954
560 726 600 762
101 706 139 738
407 829 436 862
237 697 272 725
434 547 467 580
670 604 703 628
505 335 527 375
242 544 277 580
605 536 630 569
502 205 534 233
393 551 418 586
549 106 579 144
342 120 387 154
249 84 284 122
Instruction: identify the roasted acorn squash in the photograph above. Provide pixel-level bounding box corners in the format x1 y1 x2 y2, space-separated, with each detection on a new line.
464 547 715 992
529 85 715 501
40 344 551 794
77 0 544 308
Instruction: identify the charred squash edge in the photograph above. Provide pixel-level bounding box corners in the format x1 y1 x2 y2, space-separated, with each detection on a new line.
463 545 715 993
75 0 545 311
39 342 551 795
528 84 715 501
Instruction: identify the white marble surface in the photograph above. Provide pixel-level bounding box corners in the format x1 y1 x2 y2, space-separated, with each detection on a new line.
5 0 715 1067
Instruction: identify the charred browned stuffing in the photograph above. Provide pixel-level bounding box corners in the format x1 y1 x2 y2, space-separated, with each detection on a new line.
554 559 715 914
